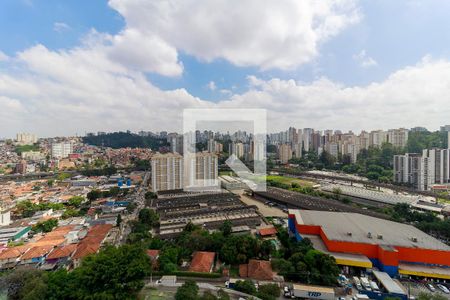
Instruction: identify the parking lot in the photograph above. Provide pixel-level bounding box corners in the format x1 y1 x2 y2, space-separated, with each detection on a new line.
400 280 450 299
235 190 287 218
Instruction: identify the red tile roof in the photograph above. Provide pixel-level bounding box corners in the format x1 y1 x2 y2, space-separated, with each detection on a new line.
21 245 54 260
72 243 100 260
72 224 112 260
0 246 29 260
189 251 215 273
146 249 160 259
239 264 248 278
46 244 78 260
258 227 277 236
239 259 274 281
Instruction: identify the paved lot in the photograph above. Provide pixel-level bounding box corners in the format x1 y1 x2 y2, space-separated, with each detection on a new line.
236 191 287 218
400 280 450 299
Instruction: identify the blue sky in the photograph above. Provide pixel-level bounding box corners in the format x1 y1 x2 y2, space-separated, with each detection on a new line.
2 0 449 101
1 0 450 136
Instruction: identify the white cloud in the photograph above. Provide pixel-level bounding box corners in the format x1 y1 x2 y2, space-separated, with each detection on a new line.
0 2 449 137
0 51 8 61
53 22 71 33
219 89 232 96
1 42 450 137
108 0 361 71
207 81 216 91
354 50 378 68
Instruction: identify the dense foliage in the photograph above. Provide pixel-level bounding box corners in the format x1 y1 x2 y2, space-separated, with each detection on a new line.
271 227 340 286
234 280 280 300
80 165 117 176
0 244 150 299
33 219 58 233
83 132 168 149
175 281 230 300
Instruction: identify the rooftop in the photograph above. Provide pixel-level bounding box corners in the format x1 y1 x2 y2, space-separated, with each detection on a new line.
21 245 54 260
189 251 215 273
46 244 78 260
240 259 274 281
372 270 406 295
290 209 450 251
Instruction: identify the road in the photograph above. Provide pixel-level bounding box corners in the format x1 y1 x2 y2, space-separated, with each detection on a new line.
117 171 150 245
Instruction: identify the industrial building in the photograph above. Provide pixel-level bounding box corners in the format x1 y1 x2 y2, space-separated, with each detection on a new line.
288 209 450 280
154 191 261 239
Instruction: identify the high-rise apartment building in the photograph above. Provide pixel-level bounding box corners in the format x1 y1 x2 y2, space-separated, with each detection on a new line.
394 149 450 191
151 153 184 192
231 142 245 159
151 152 218 192
387 128 409 148
16 133 37 145
168 133 184 154
393 153 421 186
293 143 303 158
369 130 388 148
278 144 292 164
51 142 73 159
302 128 313 152
324 142 339 159
184 152 218 189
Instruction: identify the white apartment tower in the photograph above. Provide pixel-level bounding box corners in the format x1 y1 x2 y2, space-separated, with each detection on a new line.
16 133 37 145
51 142 73 159
151 153 184 192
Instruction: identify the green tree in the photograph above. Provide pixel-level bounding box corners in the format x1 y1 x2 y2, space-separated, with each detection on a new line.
138 208 159 227
87 189 102 201
234 280 257 295
33 219 58 233
68 196 84 208
0 268 48 300
220 220 232 237
217 289 230 300
57 172 71 181
70 244 150 299
175 280 199 300
257 284 281 300
116 214 122 227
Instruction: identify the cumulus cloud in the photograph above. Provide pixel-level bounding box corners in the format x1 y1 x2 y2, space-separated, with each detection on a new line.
108 0 361 71
1 41 449 137
0 51 8 61
53 22 71 33
354 50 378 68
0 1 449 137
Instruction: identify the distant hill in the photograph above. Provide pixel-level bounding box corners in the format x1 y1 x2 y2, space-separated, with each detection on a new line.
83 132 169 149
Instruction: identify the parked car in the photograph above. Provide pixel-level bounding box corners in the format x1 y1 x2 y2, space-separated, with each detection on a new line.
437 284 449 294
427 283 436 292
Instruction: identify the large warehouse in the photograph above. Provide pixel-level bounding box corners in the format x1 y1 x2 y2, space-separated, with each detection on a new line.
288 209 450 280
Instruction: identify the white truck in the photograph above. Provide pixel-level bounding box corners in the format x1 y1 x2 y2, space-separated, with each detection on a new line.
292 284 335 300
353 276 362 290
359 277 371 291
370 281 380 293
